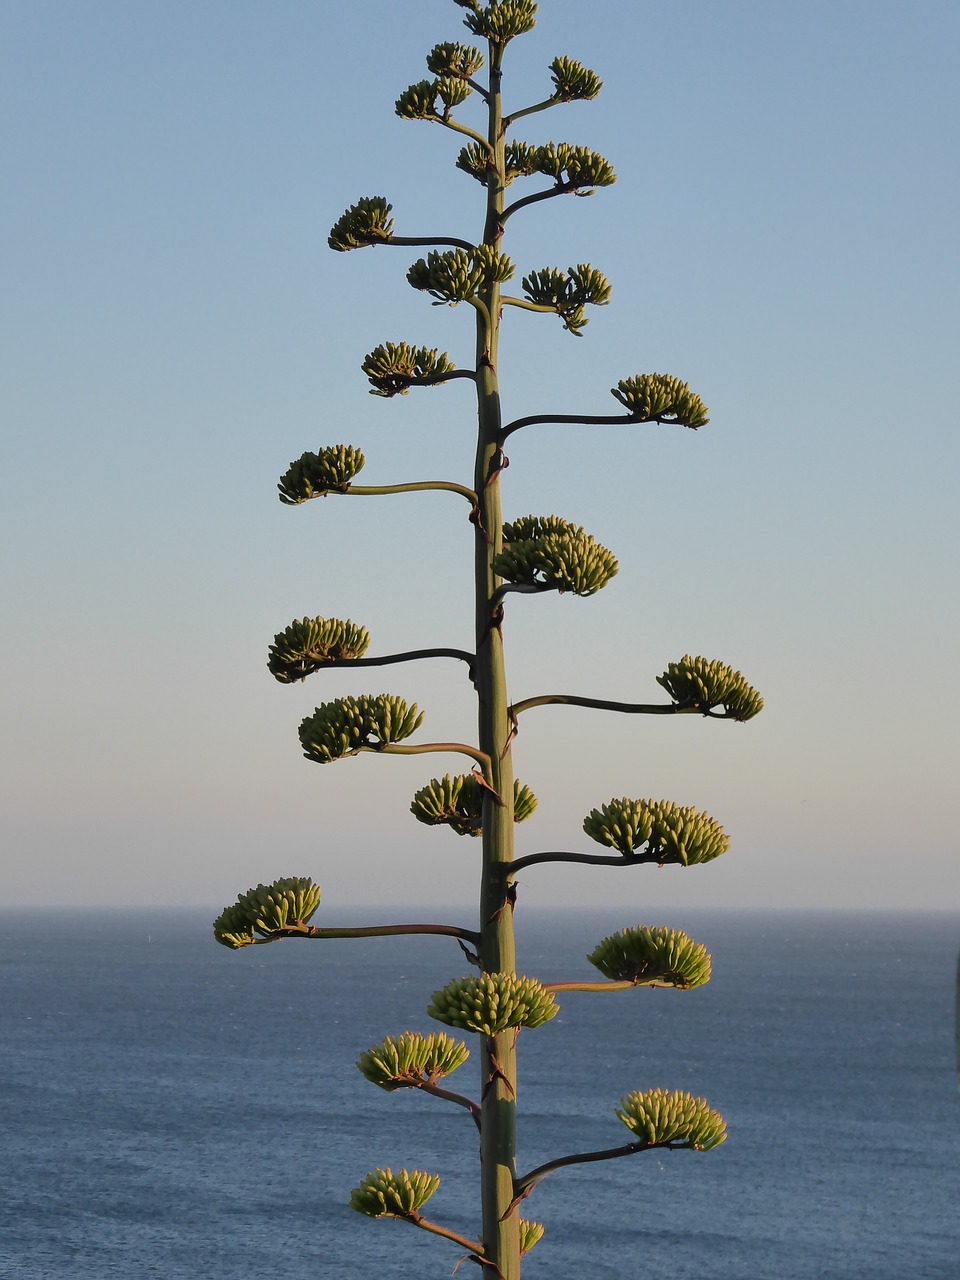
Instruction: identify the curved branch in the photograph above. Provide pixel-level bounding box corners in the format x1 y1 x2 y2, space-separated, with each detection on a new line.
385 234 478 252
502 97 558 129
437 116 495 153
346 479 478 504
491 582 553 610
407 1213 486 1260
392 368 480 392
514 1136 695 1203
466 295 493 328
249 921 481 946
541 979 639 994
510 693 737 720
418 1081 482 1130
499 411 639 443
507 849 646 875
499 296 559 318
373 741 496 787
502 181 578 224
511 693 681 719
305 648 476 680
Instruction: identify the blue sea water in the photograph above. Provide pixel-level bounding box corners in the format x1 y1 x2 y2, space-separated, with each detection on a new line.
1 908 957 1279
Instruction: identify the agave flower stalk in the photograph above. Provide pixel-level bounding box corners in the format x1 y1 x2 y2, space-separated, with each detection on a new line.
214 5 764 1276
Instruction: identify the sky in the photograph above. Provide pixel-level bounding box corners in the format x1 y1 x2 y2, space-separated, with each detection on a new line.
2 0 958 915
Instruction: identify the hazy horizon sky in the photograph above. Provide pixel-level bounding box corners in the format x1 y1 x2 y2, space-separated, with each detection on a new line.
2 0 958 916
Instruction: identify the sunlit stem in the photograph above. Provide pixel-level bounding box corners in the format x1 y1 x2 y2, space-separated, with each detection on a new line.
513 1138 698 1202
436 115 495 152
367 741 496 789
503 97 560 129
473 34 521 1280
346 479 478 504
499 296 560 318
405 1213 486 1258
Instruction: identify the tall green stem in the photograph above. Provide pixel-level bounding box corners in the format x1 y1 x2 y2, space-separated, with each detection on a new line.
473 40 521 1280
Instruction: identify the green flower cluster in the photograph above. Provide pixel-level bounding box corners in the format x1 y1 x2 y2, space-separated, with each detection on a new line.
549 56 602 102
361 342 456 397
658 654 764 721
588 926 712 989
349 1168 440 1218
428 973 558 1035
611 373 709 428
268 616 371 683
519 1219 545 1256
410 773 537 836
328 197 394 252
395 75 472 121
496 514 618 596
458 0 538 44
426 40 485 80
407 246 515 304
277 446 365 505
299 695 424 764
616 1088 727 1151
583 798 729 865
522 263 611 334
357 1031 470 1090
456 141 614 192
213 877 320 949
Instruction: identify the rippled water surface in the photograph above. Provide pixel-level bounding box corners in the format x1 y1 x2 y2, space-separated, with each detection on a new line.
2 908 957 1278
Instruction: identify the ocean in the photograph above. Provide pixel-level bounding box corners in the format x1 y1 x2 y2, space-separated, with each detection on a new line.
1 908 957 1278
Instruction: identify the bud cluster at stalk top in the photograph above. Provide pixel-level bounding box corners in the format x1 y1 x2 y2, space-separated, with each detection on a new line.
457 0 538 44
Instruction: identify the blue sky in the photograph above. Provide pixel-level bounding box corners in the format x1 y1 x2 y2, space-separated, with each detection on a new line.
2 0 957 913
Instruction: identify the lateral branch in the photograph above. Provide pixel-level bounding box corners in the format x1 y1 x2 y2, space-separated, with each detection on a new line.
245 921 481 946
509 693 738 721
511 1137 699 1206
506 850 651 875
418 1082 482 1131
346 479 478 504
499 411 644 443
308 649 476 681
